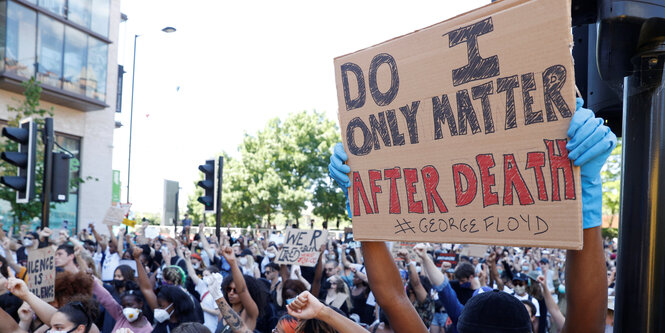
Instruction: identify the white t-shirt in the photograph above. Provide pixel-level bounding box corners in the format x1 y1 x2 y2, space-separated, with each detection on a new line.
101 248 120 281
514 292 540 317
195 280 219 332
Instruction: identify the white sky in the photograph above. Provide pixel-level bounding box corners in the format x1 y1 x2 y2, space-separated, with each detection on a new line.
112 0 490 214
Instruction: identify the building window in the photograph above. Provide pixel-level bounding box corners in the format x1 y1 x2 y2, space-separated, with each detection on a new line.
90 0 109 37
50 133 81 233
37 13 64 88
67 0 90 28
0 0 111 105
63 26 87 95
5 1 36 78
38 0 64 17
85 37 106 100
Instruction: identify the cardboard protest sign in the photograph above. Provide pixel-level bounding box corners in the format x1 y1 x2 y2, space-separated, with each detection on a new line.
460 244 489 258
27 247 55 302
334 0 581 249
275 229 328 267
103 203 132 226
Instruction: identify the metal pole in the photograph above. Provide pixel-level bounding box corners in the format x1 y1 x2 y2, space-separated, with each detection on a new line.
216 156 223 239
614 17 665 333
175 188 179 237
127 34 138 203
41 118 53 229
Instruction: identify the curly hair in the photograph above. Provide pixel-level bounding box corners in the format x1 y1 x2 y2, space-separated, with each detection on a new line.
163 265 186 286
54 271 93 307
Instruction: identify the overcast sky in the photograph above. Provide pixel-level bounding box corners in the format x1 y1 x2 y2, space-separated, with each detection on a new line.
112 0 490 215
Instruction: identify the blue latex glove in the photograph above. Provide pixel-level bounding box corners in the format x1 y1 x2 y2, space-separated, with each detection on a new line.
328 142 351 218
566 97 617 229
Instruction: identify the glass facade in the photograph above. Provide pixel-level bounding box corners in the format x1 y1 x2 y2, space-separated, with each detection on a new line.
0 0 110 102
63 26 87 95
5 1 36 77
37 14 64 87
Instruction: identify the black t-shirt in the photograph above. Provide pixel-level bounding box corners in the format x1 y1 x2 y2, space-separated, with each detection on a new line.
0 292 22 323
450 280 475 305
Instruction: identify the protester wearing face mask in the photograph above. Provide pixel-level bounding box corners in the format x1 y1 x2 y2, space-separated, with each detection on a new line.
91 276 153 333
450 262 477 305
3 277 100 333
511 273 540 320
184 249 220 332
132 247 200 333
237 249 260 278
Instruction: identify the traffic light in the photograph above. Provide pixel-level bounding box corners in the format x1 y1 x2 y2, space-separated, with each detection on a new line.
0 118 37 203
197 159 215 212
51 152 71 202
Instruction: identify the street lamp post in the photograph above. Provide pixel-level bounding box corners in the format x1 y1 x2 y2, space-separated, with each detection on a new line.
126 27 176 203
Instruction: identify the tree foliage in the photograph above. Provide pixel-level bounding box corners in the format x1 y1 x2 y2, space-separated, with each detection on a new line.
0 78 53 227
187 110 348 228
601 139 622 228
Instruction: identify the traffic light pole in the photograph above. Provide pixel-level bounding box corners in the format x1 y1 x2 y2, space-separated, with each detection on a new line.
41 118 53 229
215 156 223 239
614 18 665 332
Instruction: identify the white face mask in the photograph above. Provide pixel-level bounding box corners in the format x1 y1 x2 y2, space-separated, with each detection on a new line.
239 257 248 266
23 238 33 247
154 304 173 323
514 285 526 295
123 307 141 322
48 329 75 333
192 263 200 270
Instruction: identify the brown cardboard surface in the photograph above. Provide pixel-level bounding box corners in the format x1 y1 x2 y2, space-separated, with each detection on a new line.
27 247 56 302
275 228 329 267
334 0 581 249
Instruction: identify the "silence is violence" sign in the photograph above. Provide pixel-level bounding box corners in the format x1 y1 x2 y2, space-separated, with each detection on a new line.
334 0 581 249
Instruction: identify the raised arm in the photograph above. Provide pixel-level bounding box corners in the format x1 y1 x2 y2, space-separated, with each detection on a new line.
7 278 58 328
132 247 158 310
288 291 367 333
205 273 253 333
91 224 107 252
538 274 564 332
115 227 125 257
221 246 259 327
361 242 428 333
398 249 427 303
561 97 616 333
310 245 326 297
198 224 216 260
183 249 201 285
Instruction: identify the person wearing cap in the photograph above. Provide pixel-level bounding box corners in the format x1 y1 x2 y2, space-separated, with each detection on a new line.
511 273 540 320
328 97 615 332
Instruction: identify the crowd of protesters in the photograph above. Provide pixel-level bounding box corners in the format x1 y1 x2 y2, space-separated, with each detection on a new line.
0 97 616 333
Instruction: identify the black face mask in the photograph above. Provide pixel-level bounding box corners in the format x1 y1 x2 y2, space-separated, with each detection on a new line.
112 279 125 289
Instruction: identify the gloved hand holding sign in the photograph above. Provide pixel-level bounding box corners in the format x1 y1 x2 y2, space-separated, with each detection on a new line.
328 142 351 218
566 97 617 229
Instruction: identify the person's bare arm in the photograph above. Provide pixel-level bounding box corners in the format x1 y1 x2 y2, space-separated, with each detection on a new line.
133 247 158 310
398 249 427 303
538 274 565 332
561 227 606 333
0 307 26 333
222 246 259 328
115 227 125 257
183 249 201 285
91 224 107 252
310 245 325 297
361 242 428 333
487 252 505 290
7 278 57 329
288 291 367 333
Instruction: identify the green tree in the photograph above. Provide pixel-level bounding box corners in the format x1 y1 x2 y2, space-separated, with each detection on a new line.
601 139 622 228
0 78 53 228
